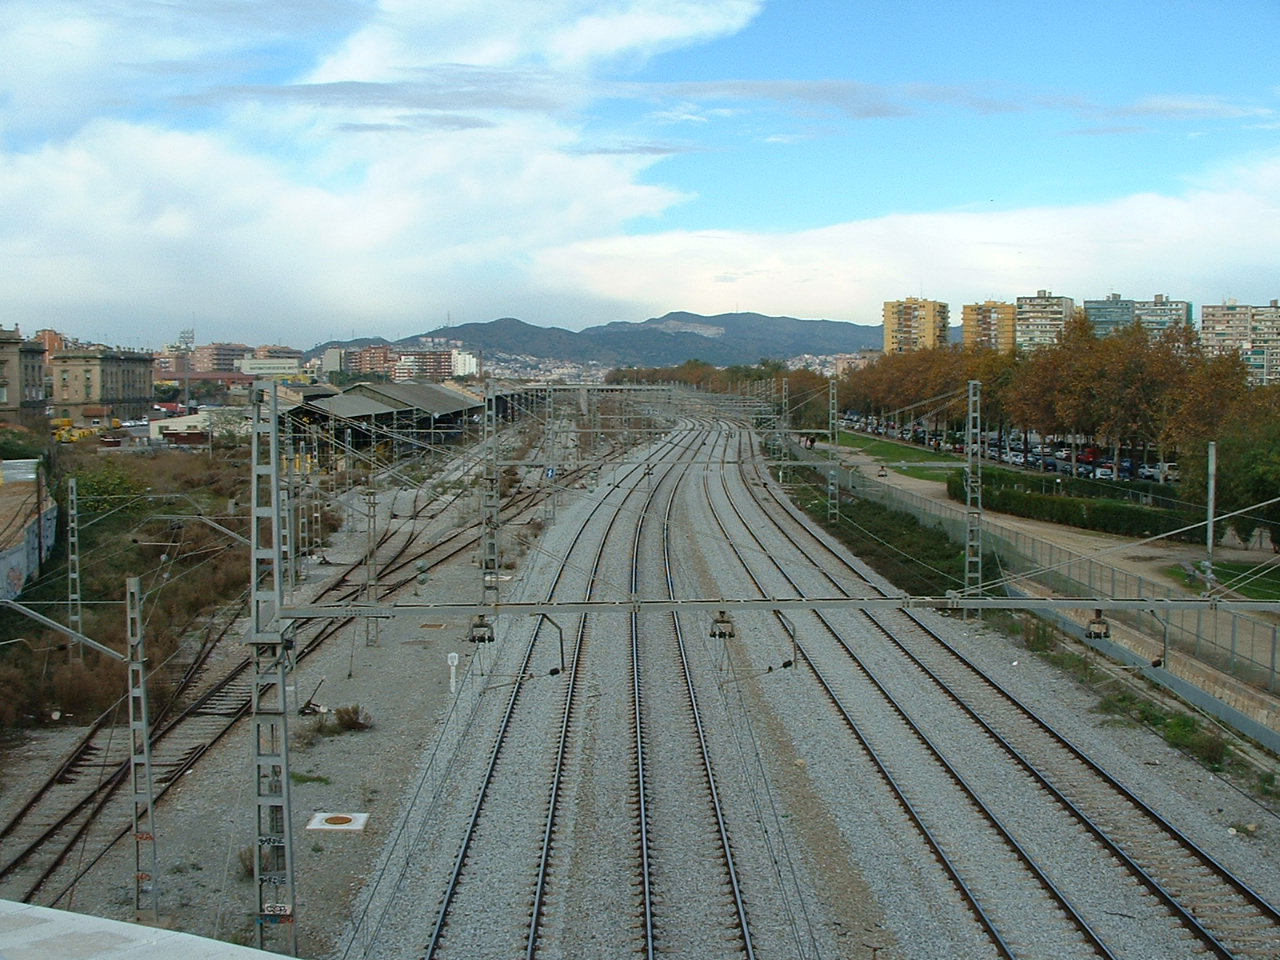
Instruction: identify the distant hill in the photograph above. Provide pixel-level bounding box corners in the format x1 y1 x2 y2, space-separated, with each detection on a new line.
585 312 882 366
307 336 391 357
307 312 881 368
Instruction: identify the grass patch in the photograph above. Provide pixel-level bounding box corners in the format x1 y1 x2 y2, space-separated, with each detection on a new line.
1209 562 1280 600
290 771 331 785
1014 620 1268 792
838 432 960 464
791 471 967 597
898 465 956 482
1094 689 1232 770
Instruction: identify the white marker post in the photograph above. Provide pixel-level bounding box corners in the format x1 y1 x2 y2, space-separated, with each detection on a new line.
447 651 459 693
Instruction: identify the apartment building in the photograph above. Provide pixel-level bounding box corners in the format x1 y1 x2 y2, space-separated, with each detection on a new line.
191 342 251 373
451 349 479 377
50 346 153 425
1083 294 1134 337
351 345 395 375
32 329 67 363
1085 293 1192 337
1202 299 1280 385
0 327 47 427
1135 293 1192 333
883 298 949 353
152 349 193 376
1015 290 1075 351
393 350 454 382
254 344 304 362
961 301 1016 353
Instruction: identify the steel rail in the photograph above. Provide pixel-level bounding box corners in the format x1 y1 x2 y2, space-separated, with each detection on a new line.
744 434 1280 957
700 434 1027 958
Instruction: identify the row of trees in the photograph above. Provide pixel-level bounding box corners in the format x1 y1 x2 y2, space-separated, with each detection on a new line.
844 319 1249 464
609 321 1280 543
842 319 1280 542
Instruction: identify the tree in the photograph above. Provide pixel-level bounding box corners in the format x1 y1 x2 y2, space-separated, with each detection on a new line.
1048 314 1102 465
1180 385 1280 546
1091 322 1163 468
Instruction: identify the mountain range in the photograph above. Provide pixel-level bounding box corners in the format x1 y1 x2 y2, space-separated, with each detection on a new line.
309 312 883 368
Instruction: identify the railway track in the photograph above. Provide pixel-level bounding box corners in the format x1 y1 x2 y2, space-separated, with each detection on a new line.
635 429 755 958
0 442 600 907
16 413 1275 959
701 426 1280 957
421 429 702 958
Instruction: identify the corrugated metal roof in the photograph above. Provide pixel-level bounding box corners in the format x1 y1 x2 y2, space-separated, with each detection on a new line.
309 394 397 418
345 382 480 416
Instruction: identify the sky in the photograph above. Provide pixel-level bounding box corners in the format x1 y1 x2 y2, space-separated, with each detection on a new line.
3 0 1279 350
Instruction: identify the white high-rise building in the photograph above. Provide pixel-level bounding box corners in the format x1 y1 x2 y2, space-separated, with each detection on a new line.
1015 290 1075 351
1202 299 1280 384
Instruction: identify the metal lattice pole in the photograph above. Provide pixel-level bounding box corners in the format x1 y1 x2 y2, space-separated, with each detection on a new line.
249 382 297 954
281 438 296 592
827 379 839 525
364 488 379 647
67 477 83 663
127 576 158 922
964 380 983 614
310 425 324 557
545 387 557 524
482 379 500 608
296 441 310 567
779 377 789 483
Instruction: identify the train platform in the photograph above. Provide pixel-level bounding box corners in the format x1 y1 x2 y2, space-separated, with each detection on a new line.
0 899 281 958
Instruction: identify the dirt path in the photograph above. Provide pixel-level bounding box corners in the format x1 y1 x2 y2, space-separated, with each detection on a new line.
833 443 1270 596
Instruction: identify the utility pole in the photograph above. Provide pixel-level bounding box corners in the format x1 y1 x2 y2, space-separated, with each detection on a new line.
827 379 838 525
1206 441 1217 579
67 478 84 664
364 488 379 648
471 379 500 650
178 327 195 416
0 586 155 919
964 380 983 616
248 381 297 955
127 577 158 923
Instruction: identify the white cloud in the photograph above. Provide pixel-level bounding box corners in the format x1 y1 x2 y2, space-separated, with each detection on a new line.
0 116 684 341
1117 94 1272 120
5 0 1279 350
0 1 357 132
533 154 1280 324
309 0 762 81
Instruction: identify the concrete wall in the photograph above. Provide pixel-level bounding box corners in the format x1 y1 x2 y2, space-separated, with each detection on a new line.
0 502 58 601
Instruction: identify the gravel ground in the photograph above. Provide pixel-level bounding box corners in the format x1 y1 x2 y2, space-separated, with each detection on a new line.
1 426 1277 960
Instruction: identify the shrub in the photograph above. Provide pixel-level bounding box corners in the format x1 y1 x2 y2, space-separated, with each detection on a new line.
334 704 372 731
947 467 1201 541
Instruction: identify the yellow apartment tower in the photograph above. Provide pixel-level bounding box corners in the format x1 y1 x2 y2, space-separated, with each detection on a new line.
883 298 950 353
962 300 1017 353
